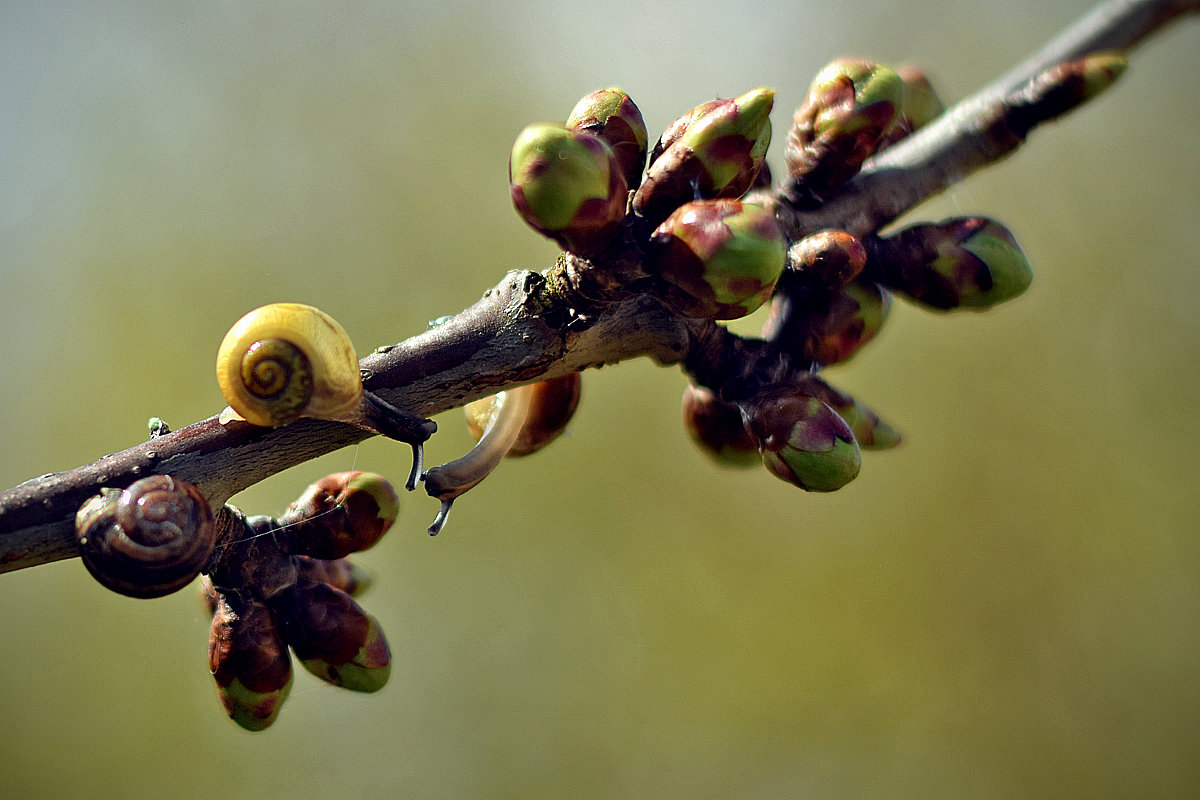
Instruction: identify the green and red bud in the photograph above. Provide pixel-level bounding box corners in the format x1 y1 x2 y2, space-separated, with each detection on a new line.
509 123 628 257
784 59 904 200
681 384 759 468
787 229 868 289
566 87 648 189
209 594 294 731
465 372 582 457
279 471 400 561
633 88 774 225
794 375 900 450
280 579 392 693
879 65 945 149
648 198 786 320
746 390 861 492
1019 51 1128 127
867 217 1032 310
762 279 892 366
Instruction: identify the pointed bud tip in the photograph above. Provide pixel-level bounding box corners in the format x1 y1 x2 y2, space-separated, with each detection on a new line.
1079 51 1128 101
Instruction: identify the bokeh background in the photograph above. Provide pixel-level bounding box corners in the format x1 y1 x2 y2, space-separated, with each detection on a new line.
2 0 1198 797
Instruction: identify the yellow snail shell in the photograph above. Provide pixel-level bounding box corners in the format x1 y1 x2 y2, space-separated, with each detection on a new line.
216 303 364 428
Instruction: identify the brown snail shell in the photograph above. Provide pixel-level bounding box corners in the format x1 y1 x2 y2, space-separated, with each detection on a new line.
75 475 217 599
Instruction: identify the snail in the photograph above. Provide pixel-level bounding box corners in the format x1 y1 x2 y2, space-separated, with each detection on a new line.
422 383 533 535
75 474 217 599
216 303 436 490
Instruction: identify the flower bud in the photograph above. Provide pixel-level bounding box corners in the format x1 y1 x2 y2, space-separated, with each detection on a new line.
647 99 724 167
509 123 628 257
746 390 861 492
762 279 891 366
787 230 867 289
784 60 904 200
1022 51 1128 124
879 65 945 149
648 199 785 320
566 88 648 189
465 372 581 457
633 88 774 225
279 471 400 560
868 217 1032 310
280 579 391 693
681 385 759 468
209 594 293 731
794 375 900 449
295 555 375 597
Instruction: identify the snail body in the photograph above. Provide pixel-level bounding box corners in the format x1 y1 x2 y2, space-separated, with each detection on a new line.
217 302 363 428
75 474 217 598
423 384 533 534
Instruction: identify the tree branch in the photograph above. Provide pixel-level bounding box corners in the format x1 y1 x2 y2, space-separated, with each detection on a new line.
0 0 1194 574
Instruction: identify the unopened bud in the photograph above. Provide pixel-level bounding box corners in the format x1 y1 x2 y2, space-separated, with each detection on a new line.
746 390 861 492
648 199 785 320
509 123 628 257
633 88 774 224
281 579 391 693
280 472 400 560
868 217 1032 310
879 65 945 148
295 555 375 597
209 594 293 731
762 279 892 366
795 375 900 449
785 59 904 201
566 87 648 189
787 230 868 289
465 372 581 457
681 385 759 468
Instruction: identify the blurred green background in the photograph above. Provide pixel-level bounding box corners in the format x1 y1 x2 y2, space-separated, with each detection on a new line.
2 0 1198 797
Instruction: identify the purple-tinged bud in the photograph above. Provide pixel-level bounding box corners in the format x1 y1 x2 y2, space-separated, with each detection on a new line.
509 123 628 257
633 88 774 224
787 230 868 289
746 390 861 492
209 594 293 731
868 217 1032 310
681 385 759 468
566 87 648 189
879 65 946 149
279 471 400 560
465 372 581 457
295 555 375 597
795 375 900 449
784 60 904 201
648 199 785 320
762 279 892 367
280 579 391 693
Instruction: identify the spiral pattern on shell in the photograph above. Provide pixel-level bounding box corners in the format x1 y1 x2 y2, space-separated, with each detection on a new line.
239 338 314 426
216 303 364 428
76 475 217 599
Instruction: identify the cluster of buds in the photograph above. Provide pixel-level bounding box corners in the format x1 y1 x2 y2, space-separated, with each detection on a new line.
204 471 398 730
510 86 786 322
670 53 1124 492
